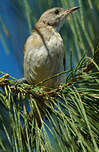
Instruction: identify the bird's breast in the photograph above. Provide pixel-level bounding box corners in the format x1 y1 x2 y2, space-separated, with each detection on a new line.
24 30 65 87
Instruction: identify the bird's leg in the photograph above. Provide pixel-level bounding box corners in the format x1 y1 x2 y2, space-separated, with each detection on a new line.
15 77 28 85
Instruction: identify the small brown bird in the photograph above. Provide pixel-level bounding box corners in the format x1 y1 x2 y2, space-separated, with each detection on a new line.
18 7 79 88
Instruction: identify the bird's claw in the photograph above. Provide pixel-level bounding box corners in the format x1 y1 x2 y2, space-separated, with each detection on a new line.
15 78 28 86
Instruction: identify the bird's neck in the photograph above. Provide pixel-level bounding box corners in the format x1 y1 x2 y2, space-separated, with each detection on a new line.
34 20 62 43
35 20 59 35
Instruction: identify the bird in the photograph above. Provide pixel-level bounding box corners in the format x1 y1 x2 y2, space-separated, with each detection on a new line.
18 6 80 88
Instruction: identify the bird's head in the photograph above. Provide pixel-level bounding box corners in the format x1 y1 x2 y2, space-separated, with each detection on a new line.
36 7 80 32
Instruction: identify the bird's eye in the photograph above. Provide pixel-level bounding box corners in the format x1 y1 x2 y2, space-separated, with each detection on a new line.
55 9 60 15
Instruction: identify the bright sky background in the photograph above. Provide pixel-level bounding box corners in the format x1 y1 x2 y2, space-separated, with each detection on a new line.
0 0 30 78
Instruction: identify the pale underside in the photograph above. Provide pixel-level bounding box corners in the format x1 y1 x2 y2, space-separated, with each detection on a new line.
24 27 65 88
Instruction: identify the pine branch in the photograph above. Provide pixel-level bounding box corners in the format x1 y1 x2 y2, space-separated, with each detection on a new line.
0 51 99 151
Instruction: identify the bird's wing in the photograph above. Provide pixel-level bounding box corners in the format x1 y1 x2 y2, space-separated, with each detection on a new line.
24 31 43 56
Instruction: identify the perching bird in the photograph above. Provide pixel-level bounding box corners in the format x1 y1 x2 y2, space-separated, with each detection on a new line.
18 7 79 88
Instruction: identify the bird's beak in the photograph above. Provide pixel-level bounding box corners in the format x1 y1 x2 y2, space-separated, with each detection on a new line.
62 6 80 16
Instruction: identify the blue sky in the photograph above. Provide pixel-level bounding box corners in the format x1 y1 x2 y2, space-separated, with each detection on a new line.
0 0 30 78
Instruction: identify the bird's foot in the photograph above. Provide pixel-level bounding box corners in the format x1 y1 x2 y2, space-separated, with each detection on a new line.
15 77 28 85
